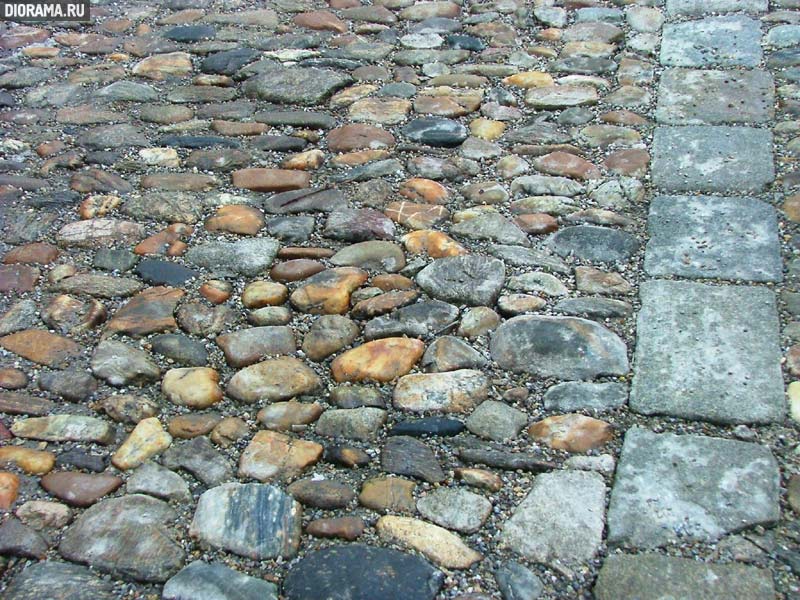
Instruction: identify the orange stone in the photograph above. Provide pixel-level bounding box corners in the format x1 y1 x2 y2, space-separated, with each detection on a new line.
282 149 325 170
78 194 121 219
270 259 326 282
331 338 425 383
0 471 19 510
233 168 311 192
205 204 265 236
401 230 467 258
399 178 450 204
351 290 420 319
385 202 450 229
0 330 81 367
294 10 348 33
2 242 59 265
514 213 559 235
140 173 216 192
199 280 232 304
211 120 269 136
0 447 55 475
372 274 415 291
328 124 396 153
528 414 613 453
238 430 323 482
134 223 193 256
290 267 368 314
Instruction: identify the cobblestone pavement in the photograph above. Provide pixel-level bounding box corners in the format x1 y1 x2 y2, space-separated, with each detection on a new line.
0 0 799 598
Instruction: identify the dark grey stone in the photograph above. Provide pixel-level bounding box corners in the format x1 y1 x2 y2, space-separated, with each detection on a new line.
284 544 443 600
607 428 780 548
631 280 784 424
389 417 465 437
0 517 48 559
151 333 208 366
2 562 116 600
364 300 459 340
656 69 774 125
661 16 763 68
381 436 445 483
243 64 352 105
96 81 158 102
595 554 774 600
164 25 216 43
496 561 544 600
548 226 639 264
491 315 629 380
163 561 278 600
135 259 200 286
416 255 505 306
254 110 335 129
651 126 774 193
94 248 138 272
644 196 782 282
262 188 347 214
543 382 627 412
162 436 233 486
189 483 301 559
59 495 185 582
488 245 570 274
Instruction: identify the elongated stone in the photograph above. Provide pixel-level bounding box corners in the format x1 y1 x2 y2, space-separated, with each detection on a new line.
11 415 114 445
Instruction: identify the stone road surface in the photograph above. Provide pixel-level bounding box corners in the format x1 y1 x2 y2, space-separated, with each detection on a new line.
0 0 799 598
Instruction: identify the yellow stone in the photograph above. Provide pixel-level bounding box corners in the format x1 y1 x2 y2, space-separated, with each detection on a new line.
469 118 506 141
242 281 288 308
111 417 172 470
789 381 800 423
401 230 467 258
331 338 425 383
162 367 223 409
376 515 483 569
502 71 554 88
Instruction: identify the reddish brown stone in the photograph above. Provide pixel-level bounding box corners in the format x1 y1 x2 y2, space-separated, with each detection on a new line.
105 287 183 337
600 110 649 126
140 173 216 192
351 290 420 319
40 472 122 507
535 151 601 180
211 120 269 136
3 242 59 265
0 26 49 50
514 213 559 235
232 168 311 192
199 280 232 304
134 223 193 256
307 516 365 540
0 392 56 417
205 204 265 236
270 259 326 282
0 368 27 390
399 178 450 204
168 413 222 439
294 10 348 33
328 124 396 153
0 330 81 367
603 149 649 177
788 345 800 377
372 274 415 291
278 247 336 259
0 264 39 292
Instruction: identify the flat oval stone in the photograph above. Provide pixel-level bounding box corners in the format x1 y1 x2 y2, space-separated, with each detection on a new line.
189 482 301 559
11 415 114 444
490 315 629 380
41 472 122 507
2 562 116 600
549 225 639 263
376 515 482 569
227 357 322 403
416 255 505 306
283 544 443 600
381 436 445 483
163 561 278 600
393 369 489 413
402 117 468 147
331 338 425 383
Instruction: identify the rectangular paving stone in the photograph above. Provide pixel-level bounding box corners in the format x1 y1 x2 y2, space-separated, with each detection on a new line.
644 195 782 282
607 427 780 549
661 16 762 68
651 126 774 193
666 0 768 16
631 280 784 424
656 69 774 125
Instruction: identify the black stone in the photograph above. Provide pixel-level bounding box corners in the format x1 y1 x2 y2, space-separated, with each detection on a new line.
402 118 468 147
284 544 443 600
202 48 261 75
57 448 107 473
381 436 445 483
151 333 208 366
389 417 465 438
136 259 200 286
163 25 216 43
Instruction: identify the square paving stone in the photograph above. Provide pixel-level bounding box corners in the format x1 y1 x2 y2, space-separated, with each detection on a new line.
630 280 784 424
607 427 780 549
644 195 782 282
651 126 774 193
661 16 762 68
666 0 768 16
656 69 774 125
